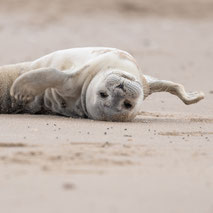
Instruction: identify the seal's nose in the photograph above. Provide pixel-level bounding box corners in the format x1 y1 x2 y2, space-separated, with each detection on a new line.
116 83 124 90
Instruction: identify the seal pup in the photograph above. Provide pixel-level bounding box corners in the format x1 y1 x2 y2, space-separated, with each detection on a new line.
0 47 204 121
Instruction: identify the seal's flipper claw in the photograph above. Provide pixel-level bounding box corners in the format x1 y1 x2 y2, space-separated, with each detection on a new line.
182 91 205 105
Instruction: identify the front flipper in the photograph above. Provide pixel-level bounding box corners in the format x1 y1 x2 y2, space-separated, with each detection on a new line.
10 68 67 103
10 52 118 105
144 75 204 105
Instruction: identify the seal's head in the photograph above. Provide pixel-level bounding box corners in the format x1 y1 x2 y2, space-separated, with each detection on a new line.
84 70 143 121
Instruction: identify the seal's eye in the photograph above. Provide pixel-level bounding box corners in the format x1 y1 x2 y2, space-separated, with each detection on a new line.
123 100 132 109
99 92 108 98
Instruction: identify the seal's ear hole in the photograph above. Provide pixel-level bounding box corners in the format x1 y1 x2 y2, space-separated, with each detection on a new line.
99 91 109 98
123 100 132 109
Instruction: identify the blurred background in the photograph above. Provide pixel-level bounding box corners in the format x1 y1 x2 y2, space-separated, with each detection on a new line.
0 0 212 114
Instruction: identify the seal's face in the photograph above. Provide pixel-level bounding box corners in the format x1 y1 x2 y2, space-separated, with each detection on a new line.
85 71 143 121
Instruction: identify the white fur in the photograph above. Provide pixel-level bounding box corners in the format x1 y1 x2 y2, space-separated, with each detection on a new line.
0 47 204 121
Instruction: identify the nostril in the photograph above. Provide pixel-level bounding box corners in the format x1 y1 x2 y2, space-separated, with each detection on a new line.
116 83 124 90
123 100 132 109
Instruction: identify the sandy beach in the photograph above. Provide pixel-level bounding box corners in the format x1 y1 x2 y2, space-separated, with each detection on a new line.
0 0 213 212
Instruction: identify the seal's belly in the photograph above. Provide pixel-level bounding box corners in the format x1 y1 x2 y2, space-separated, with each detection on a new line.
43 88 86 117
31 47 118 72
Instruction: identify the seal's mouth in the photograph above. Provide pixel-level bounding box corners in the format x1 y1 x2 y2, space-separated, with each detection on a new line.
105 71 136 82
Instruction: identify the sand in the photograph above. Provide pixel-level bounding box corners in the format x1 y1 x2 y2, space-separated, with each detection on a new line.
0 0 213 212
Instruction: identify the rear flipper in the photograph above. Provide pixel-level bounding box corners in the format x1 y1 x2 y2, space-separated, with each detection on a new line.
144 75 204 105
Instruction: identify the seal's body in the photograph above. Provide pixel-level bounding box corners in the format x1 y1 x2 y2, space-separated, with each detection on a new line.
0 47 204 121
0 62 31 113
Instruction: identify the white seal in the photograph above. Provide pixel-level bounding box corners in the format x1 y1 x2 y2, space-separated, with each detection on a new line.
0 47 204 121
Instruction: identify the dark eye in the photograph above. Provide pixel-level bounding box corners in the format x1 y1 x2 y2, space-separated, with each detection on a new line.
99 92 108 98
123 100 132 109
